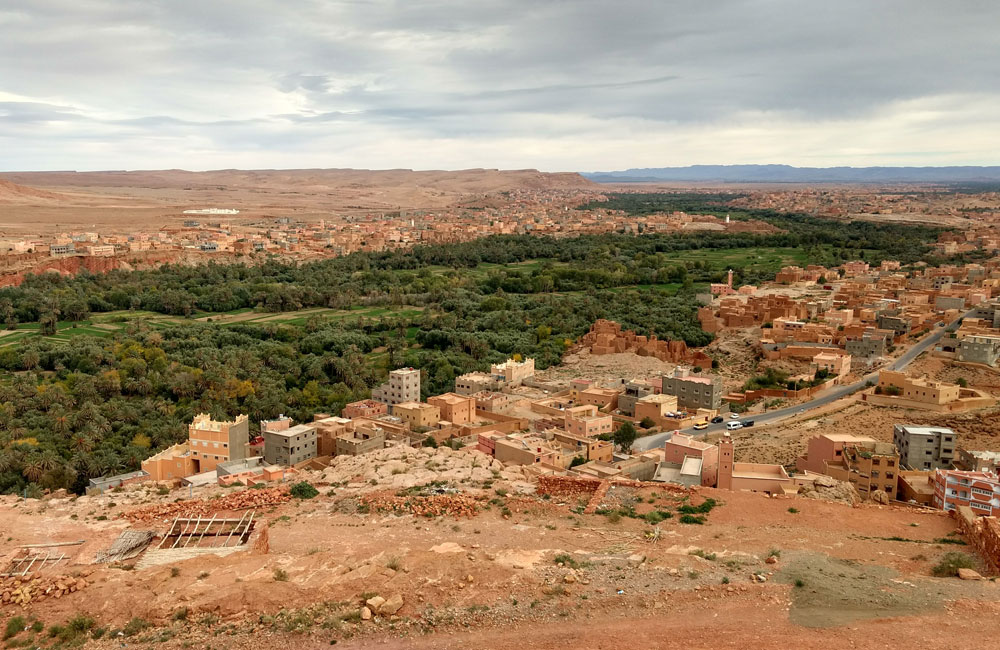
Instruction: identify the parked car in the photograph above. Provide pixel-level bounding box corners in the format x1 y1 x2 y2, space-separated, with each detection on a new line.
693 422 708 430
726 421 743 430
729 413 741 419
742 420 755 428
711 416 724 424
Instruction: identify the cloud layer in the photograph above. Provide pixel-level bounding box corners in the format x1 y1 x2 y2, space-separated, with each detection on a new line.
1 0 998 171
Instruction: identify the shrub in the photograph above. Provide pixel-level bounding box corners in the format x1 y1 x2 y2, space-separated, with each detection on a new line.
794 579 805 588
290 482 319 500
678 498 718 515
386 556 402 571
639 417 656 429
787 507 799 514
931 552 976 577
569 456 587 467
767 548 781 558
3 616 26 641
679 514 705 525
644 510 673 524
274 568 289 582
122 617 149 637
422 436 438 448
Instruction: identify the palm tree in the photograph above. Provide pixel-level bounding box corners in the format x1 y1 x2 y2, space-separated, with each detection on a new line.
22 458 44 483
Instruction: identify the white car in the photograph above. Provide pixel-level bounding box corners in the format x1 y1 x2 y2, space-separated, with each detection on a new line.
726 421 743 430
729 413 741 419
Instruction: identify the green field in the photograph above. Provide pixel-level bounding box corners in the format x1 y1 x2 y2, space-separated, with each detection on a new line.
0 305 427 347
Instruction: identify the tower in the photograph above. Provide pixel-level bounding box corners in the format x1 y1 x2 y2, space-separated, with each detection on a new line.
718 433 734 490
727 269 734 288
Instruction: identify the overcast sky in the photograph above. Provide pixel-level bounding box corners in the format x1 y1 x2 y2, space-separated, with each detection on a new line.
2 0 999 172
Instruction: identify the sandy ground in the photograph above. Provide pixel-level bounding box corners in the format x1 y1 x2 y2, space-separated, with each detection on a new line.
0 447 996 649
0 169 594 236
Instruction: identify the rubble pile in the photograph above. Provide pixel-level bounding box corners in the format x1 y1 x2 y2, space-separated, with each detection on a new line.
360 491 482 518
797 474 860 506
319 445 514 490
1 574 89 607
121 487 290 523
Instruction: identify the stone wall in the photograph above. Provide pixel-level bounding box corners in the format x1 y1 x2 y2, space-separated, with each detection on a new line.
955 506 1000 574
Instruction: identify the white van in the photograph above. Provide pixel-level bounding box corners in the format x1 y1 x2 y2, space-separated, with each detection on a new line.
726 421 743 431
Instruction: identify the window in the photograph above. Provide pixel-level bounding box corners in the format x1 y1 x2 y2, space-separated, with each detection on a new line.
872 458 880 466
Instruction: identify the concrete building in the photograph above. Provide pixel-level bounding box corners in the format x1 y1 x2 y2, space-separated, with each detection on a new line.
341 399 388 419
877 371 960 405
957 449 1000 473
717 434 820 494
187 413 249 473
634 393 679 426
550 430 614 464
142 413 250 480
491 357 535 386
473 391 513 413
427 393 476 425
845 335 887 361
893 425 957 470
660 367 723 410
372 367 421 405
392 401 441 431
956 334 1000 367
618 380 654 417
454 372 495 395
312 416 354 457
662 433 719 487
336 424 386 456
563 405 614 438
263 423 318 467
933 469 1000 516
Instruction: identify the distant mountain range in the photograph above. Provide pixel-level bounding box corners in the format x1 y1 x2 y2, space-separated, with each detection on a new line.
582 165 1000 184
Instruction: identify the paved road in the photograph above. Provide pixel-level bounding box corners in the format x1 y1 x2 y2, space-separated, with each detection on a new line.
634 311 968 452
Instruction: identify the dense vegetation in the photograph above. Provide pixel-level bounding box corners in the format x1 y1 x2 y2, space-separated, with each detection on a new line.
578 192 945 269
0 213 942 495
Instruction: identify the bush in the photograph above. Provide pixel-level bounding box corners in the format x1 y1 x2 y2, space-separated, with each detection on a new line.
422 436 438 448
787 507 799 514
644 510 672 524
3 616 25 641
639 417 656 429
569 456 587 467
273 568 289 582
122 618 149 637
931 552 976 577
678 498 718 515
290 482 319 500
679 514 705 525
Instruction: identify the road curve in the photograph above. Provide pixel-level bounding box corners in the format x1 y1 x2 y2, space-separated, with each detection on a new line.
633 310 968 452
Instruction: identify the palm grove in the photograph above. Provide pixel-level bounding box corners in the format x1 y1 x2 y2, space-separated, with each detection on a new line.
0 206 941 495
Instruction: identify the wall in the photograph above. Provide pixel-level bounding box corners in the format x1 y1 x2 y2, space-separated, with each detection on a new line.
954 506 1000 574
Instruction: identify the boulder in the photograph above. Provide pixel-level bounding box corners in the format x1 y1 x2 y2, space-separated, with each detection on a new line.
380 593 404 615
360 607 372 621
958 568 983 581
366 595 386 611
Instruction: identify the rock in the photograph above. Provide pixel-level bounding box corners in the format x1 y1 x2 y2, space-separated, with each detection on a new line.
564 574 577 584
360 607 372 621
958 568 983 581
366 595 386 611
765 556 778 565
380 594 404 615
627 554 646 567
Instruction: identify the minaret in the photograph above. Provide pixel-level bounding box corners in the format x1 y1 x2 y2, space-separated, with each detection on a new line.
718 433 734 490
727 268 734 288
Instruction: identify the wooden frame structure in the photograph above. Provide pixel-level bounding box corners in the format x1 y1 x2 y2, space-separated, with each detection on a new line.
156 510 256 549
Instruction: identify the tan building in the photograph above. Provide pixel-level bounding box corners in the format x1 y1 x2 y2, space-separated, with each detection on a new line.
312 416 354 457
563 405 614 438
491 357 535 386
187 413 249 473
877 370 959 405
427 393 476 425
551 430 614 464
372 367 421 405
634 393 680 427
142 413 249 480
392 401 442 431
335 423 386 456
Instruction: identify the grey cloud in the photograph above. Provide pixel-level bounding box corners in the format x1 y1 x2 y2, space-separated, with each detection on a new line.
0 0 999 170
